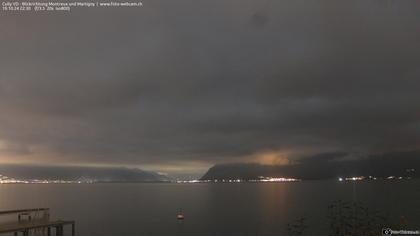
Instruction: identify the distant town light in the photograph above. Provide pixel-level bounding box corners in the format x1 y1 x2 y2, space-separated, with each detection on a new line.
259 177 300 182
0 174 94 184
175 177 300 184
344 176 365 181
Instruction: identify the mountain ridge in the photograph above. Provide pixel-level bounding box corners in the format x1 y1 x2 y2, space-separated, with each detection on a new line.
0 165 171 183
201 151 420 180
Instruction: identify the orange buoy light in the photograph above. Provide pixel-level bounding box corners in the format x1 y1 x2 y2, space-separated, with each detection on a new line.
177 213 184 220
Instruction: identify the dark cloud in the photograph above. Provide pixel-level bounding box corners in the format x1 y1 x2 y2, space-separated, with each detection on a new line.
296 152 349 164
0 0 419 175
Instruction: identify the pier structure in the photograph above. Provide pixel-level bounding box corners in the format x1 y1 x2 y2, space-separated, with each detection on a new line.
0 208 74 236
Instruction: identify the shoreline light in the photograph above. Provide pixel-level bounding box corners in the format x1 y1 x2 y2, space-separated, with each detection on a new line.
0 174 93 184
176 176 300 183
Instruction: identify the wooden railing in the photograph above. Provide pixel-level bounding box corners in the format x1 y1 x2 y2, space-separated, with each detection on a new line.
0 208 74 236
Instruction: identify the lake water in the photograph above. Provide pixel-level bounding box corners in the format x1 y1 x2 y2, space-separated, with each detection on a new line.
0 180 419 236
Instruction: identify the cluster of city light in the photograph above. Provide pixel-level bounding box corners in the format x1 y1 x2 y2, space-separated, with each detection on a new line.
0 179 86 184
386 176 411 180
0 174 26 184
257 177 300 182
214 179 242 183
338 175 412 182
344 176 365 181
176 179 207 184
0 174 94 184
176 177 300 183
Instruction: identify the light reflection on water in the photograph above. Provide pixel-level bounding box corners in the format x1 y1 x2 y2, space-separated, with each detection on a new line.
0 180 418 236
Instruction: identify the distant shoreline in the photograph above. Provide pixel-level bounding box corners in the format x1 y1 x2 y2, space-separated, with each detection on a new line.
0 177 417 185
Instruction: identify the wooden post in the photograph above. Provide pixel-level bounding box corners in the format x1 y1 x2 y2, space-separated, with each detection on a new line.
72 222 75 236
55 226 63 236
47 227 51 236
14 232 17 236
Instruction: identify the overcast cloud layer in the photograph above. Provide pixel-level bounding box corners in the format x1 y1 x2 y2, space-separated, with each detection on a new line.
1 0 419 175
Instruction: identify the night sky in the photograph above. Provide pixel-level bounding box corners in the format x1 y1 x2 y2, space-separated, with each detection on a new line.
1 0 419 176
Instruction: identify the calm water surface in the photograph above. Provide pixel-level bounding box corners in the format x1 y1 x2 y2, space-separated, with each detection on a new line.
0 180 419 236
